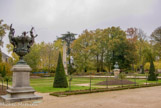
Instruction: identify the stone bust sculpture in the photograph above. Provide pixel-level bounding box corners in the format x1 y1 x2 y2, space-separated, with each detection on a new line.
114 62 119 69
8 24 37 64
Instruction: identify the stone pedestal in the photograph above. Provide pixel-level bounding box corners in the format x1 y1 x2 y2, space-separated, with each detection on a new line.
114 69 120 78
1 64 42 103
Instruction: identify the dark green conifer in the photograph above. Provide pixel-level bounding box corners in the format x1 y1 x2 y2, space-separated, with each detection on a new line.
148 59 157 81
53 52 68 88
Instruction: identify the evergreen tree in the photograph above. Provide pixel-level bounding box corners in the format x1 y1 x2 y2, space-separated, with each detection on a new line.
1 65 6 77
53 52 68 88
148 59 157 81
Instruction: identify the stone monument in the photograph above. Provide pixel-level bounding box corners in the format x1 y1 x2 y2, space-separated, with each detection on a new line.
1 24 42 103
63 42 68 75
113 62 120 78
59 32 76 75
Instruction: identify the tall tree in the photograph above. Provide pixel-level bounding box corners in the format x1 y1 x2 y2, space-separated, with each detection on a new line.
71 29 93 72
72 27 138 73
7 42 60 72
106 27 134 70
151 26 161 58
151 26 161 45
126 28 148 73
24 44 41 72
126 28 138 71
137 28 147 73
90 29 106 72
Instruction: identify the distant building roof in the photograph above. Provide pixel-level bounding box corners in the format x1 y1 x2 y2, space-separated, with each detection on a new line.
1 52 10 62
2 52 9 58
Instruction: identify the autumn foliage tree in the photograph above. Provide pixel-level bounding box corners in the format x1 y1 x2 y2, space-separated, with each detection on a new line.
151 26 161 45
0 62 12 77
151 26 161 58
6 41 63 72
71 27 138 73
71 29 93 72
5 25 158 74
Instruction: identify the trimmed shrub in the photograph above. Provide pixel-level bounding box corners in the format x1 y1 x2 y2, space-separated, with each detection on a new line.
148 59 157 81
53 52 68 88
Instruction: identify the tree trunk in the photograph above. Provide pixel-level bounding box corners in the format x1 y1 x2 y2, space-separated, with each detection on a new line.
100 51 104 72
96 54 100 72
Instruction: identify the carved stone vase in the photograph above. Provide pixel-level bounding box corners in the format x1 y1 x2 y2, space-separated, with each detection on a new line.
1 26 42 103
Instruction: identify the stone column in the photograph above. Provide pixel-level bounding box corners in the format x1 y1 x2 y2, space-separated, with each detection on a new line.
1 64 42 103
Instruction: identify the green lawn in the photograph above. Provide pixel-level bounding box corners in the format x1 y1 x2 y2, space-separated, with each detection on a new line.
128 78 161 84
135 73 161 76
30 77 107 93
8 77 107 93
7 76 161 93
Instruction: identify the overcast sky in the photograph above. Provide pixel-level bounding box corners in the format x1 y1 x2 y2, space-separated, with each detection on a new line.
0 0 161 55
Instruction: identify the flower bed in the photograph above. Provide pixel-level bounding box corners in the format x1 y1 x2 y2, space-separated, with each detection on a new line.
96 79 135 85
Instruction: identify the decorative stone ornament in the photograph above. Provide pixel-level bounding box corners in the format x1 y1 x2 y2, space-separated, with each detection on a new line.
1 24 42 103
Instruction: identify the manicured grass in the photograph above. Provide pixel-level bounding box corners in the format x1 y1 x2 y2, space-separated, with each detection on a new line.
30 77 161 92
7 77 106 92
30 77 108 93
136 73 161 76
128 78 161 84
7 76 161 93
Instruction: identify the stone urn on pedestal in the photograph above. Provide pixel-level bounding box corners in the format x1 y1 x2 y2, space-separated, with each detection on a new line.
1 24 42 103
113 62 120 78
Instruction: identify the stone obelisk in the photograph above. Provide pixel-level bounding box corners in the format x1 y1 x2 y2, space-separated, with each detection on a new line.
63 42 68 75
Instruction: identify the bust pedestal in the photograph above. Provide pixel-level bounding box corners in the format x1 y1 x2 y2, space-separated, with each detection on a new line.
114 69 120 78
1 64 42 103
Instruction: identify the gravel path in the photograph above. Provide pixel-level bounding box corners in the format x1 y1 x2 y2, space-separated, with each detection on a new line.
1 86 161 108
